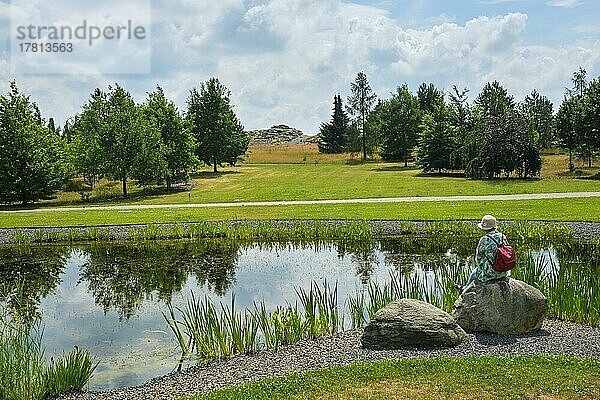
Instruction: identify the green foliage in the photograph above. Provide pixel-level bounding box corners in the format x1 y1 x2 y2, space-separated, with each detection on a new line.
346 72 377 160
103 84 165 195
318 95 349 154
187 78 249 173
475 80 516 118
465 82 541 179
69 89 107 188
143 86 197 190
416 102 458 173
377 84 422 164
556 94 584 169
0 81 71 204
0 298 97 400
416 82 444 114
520 89 555 149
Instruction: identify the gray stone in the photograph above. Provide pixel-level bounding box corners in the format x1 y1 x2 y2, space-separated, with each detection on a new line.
452 278 548 335
361 298 469 349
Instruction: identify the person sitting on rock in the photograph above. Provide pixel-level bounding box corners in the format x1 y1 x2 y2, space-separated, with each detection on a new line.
456 214 509 293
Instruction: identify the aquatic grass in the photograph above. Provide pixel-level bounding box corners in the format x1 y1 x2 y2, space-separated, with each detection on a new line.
0 301 97 400
44 347 99 398
164 281 343 362
12 230 31 247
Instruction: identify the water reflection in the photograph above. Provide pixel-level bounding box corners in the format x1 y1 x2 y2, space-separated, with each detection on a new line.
0 246 67 322
80 241 240 319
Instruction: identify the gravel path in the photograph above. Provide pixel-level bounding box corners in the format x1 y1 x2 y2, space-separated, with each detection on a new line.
60 319 600 400
2 219 600 244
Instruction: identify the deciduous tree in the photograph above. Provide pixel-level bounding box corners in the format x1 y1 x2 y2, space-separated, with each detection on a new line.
0 81 71 204
186 78 249 173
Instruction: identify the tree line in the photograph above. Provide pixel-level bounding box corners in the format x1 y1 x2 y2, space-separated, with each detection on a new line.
319 68 600 178
0 78 248 204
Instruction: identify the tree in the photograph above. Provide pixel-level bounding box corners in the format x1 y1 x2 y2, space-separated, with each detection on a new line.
70 89 108 188
520 90 554 149
582 77 600 167
0 81 71 204
416 101 457 173
417 83 444 114
567 67 587 98
448 86 473 170
347 72 377 160
102 84 157 197
187 78 249 173
378 84 422 165
143 86 197 191
475 81 516 118
318 95 349 154
556 95 584 170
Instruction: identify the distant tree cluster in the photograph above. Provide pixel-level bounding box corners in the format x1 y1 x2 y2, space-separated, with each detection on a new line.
319 68 600 179
0 78 249 204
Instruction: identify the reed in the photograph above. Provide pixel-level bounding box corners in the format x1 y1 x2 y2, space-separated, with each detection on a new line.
0 302 97 400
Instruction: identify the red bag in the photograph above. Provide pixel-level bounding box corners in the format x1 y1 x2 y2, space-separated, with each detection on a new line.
486 234 516 272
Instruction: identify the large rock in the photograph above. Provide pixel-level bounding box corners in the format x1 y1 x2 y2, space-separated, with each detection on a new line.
452 278 548 335
362 298 469 349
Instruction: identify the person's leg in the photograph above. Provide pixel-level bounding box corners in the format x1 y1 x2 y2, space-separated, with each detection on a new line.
465 269 477 287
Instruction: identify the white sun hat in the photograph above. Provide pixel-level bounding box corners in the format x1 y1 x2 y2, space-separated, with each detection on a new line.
477 214 497 230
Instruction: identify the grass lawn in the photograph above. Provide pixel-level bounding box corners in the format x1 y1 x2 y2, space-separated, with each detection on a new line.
189 355 600 400
2 149 600 227
2 197 600 228
26 157 600 208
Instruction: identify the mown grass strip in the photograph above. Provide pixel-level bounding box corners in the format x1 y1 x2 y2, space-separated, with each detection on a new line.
2 197 600 228
187 356 600 400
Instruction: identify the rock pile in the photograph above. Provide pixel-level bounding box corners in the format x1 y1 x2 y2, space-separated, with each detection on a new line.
247 125 316 145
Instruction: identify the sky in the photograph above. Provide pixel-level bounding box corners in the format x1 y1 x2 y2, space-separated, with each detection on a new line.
0 0 599 135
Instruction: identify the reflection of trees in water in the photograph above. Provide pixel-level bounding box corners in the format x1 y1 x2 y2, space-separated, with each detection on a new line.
0 246 67 322
80 240 241 319
335 240 379 284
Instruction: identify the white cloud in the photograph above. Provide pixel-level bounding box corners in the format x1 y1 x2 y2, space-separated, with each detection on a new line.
546 0 583 7
0 0 599 135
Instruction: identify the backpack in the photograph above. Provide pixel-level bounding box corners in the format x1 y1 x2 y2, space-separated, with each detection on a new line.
486 234 516 272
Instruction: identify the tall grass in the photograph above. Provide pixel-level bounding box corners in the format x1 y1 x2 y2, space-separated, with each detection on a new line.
0 302 98 399
163 281 341 362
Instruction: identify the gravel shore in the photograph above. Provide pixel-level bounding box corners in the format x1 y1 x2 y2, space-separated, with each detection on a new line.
60 319 600 400
2 219 600 245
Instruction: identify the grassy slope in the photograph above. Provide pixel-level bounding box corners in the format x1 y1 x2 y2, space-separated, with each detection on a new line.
189 356 600 400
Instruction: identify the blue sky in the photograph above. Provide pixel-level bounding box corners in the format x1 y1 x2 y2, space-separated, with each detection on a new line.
0 0 599 134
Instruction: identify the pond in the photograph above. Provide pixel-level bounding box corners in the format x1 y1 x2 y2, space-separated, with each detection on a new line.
0 238 593 390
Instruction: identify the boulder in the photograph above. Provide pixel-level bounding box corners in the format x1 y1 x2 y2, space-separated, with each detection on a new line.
362 298 469 349
452 278 548 335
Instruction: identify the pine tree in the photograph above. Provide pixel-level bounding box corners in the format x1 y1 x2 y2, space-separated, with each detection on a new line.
347 72 377 160
318 95 349 154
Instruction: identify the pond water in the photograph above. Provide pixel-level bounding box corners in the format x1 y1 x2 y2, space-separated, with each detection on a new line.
0 239 561 390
